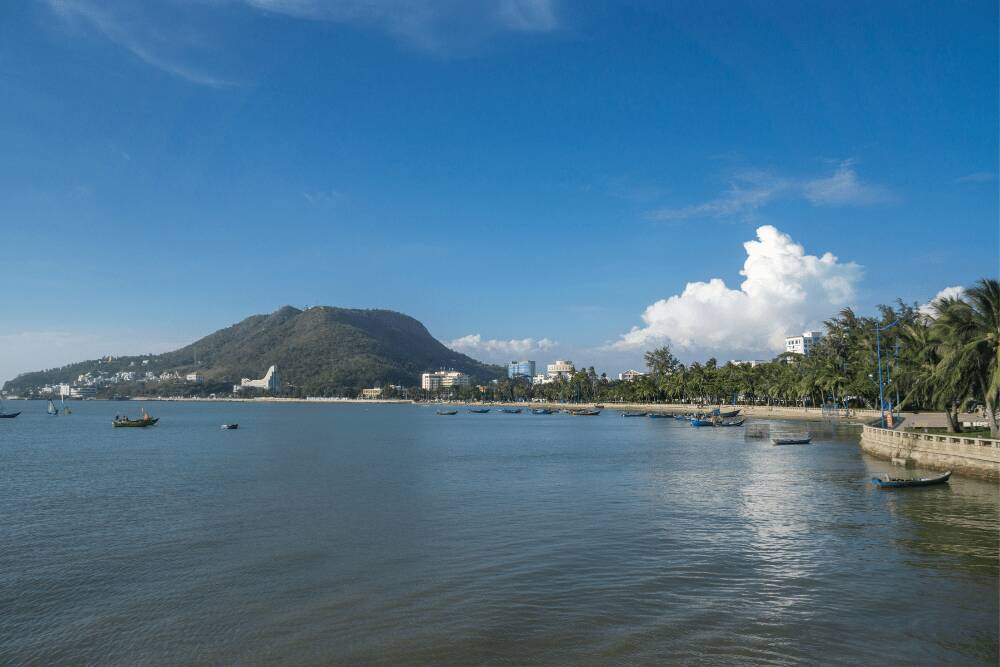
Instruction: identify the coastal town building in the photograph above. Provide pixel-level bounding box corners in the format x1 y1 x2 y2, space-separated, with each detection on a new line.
531 373 549 386
237 365 280 393
618 369 645 381
507 360 536 379
186 373 205 384
546 360 575 381
361 388 383 399
730 359 769 367
784 331 823 355
68 386 97 399
421 370 471 390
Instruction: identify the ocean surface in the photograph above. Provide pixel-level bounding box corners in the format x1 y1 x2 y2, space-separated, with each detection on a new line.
1 401 997 665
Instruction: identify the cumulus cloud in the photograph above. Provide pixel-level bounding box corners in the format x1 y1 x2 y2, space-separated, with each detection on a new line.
609 225 862 356
919 285 965 317
650 161 892 222
449 334 558 358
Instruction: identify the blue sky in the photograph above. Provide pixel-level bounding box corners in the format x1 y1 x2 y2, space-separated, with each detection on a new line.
1 0 997 383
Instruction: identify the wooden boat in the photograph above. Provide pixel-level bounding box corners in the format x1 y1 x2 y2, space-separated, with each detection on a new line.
501 408 522 414
690 418 714 427
531 408 555 415
648 413 671 419
772 437 811 445
719 409 741 418
436 410 458 416
871 470 951 488
113 416 158 427
0 411 20 418
569 409 601 416
221 424 239 430
719 417 745 427
622 411 648 417
468 408 490 413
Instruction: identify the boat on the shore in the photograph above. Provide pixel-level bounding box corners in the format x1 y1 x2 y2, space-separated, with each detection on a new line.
719 417 745 427
501 408 522 414
221 423 239 430
531 408 555 415
436 410 458 416
719 409 741 418
622 411 647 417
871 470 951 489
569 409 601 416
690 418 714 427
648 413 671 419
772 437 811 445
673 414 688 420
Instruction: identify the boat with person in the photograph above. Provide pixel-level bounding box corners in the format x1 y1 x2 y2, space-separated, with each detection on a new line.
871 470 951 489
772 436 811 445
113 410 158 427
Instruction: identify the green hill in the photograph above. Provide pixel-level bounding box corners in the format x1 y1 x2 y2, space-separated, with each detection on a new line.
3 306 504 395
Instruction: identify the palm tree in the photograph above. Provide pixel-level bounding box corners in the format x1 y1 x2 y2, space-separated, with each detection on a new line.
933 279 1000 437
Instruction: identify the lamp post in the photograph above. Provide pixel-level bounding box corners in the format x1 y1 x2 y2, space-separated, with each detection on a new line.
875 319 899 428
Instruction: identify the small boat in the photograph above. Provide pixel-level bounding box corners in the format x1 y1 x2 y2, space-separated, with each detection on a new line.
221 423 239 430
871 470 952 489
501 408 522 414
113 415 158 427
531 408 555 415
690 418 714 427
468 408 490 414
719 409 741 418
648 413 671 419
622 412 647 417
673 414 688 420
718 418 745 427
0 398 20 418
569 409 601 416
436 410 458 416
594 404 605 409
772 437 811 445
47 399 58 416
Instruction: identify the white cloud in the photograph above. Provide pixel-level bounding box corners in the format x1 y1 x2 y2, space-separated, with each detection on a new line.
650 161 892 221
449 333 558 359
919 285 965 317
609 225 862 356
49 0 562 85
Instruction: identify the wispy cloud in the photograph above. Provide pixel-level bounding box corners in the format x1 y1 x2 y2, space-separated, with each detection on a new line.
48 0 240 87
448 333 558 359
649 161 893 222
955 171 997 184
302 188 345 205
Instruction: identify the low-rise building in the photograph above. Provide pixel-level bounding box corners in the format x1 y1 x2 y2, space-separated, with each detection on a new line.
532 373 550 386
618 369 645 382
785 331 823 355
69 386 97 399
361 388 383 399
421 370 471 390
730 359 769 367
186 373 205 384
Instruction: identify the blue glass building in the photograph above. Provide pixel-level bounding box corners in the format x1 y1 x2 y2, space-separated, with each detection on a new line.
508 360 536 379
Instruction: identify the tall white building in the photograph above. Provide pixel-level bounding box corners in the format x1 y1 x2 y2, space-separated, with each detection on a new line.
784 331 823 355
236 365 281 393
421 370 471 390
546 360 575 381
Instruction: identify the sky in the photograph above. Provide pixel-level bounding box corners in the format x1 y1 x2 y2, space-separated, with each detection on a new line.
0 0 997 383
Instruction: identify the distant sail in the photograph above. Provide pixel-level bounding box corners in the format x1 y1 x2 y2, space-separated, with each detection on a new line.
47 399 58 415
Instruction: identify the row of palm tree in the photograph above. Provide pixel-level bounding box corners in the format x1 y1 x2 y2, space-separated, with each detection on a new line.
419 278 999 437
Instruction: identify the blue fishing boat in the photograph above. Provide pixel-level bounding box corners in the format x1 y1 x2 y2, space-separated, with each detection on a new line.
648 413 671 419
690 418 714 427
673 414 688 420
871 471 951 489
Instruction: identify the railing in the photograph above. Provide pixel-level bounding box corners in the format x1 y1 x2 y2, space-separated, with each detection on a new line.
862 425 1000 449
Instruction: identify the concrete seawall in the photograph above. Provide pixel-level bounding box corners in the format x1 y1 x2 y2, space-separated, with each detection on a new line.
860 425 1000 481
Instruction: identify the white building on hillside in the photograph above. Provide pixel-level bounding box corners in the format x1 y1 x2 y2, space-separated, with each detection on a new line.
785 331 823 355
186 373 205 384
421 370 470 390
239 365 280 392
618 369 645 382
